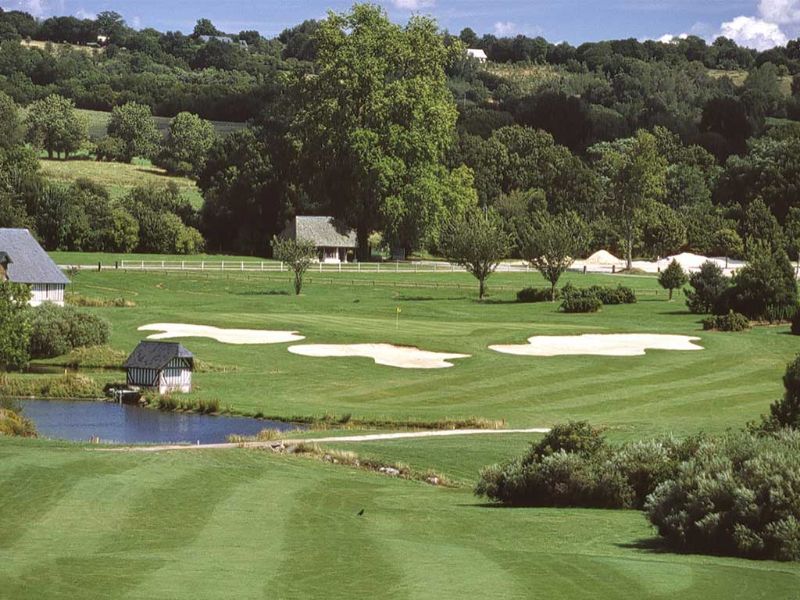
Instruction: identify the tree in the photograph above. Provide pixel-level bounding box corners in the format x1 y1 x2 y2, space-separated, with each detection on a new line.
193 18 222 37
24 95 87 159
592 131 667 270
271 236 316 295
107 102 162 162
440 207 510 299
0 282 31 370
658 259 687 301
724 244 798 322
95 11 126 42
641 202 686 259
764 355 800 429
711 228 744 268
157 112 216 177
741 197 783 253
519 212 588 301
0 91 21 148
292 5 459 260
685 261 730 314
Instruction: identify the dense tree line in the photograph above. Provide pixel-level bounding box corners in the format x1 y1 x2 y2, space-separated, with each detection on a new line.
1 5 800 266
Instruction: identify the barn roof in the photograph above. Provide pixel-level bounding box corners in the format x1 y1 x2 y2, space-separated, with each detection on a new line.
124 341 194 370
285 216 357 248
0 229 70 285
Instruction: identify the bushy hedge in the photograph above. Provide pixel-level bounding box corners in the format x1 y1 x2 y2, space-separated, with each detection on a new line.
587 285 637 305
559 284 602 313
702 311 751 332
29 305 110 359
517 287 559 303
646 431 800 561
475 421 699 510
793 308 800 336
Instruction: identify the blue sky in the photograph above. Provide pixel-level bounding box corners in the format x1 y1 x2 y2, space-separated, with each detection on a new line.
5 0 800 49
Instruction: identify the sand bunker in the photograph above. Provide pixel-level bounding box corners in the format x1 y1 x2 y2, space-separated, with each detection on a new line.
489 334 703 357
287 343 470 369
139 323 304 345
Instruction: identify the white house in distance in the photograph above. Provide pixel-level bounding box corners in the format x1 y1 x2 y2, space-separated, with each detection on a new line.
281 216 357 264
467 48 488 63
124 341 194 394
0 228 70 306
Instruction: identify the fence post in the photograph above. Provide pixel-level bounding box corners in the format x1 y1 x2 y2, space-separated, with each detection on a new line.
221 261 225 271
201 260 205 271
141 260 144 270
161 260 165 269
181 260 185 270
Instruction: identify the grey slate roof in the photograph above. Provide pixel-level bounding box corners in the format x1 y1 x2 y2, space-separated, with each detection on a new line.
124 341 194 370
0 229 70 285
284 216 357 248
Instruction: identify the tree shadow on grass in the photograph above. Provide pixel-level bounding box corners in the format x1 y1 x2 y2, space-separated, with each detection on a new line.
234 290 290 296
477 298 520 305
396 295 465 302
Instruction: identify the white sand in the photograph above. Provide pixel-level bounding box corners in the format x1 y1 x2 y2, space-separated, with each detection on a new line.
139 323 305 345
288 343 470 369
489 333 703 357
583 250 624 265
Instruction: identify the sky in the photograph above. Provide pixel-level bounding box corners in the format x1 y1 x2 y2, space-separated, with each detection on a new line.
4 0 800 50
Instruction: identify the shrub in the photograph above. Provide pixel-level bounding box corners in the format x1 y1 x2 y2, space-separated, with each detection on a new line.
560 283 601 313
762 354 800 430
587 285 637 305
722 245 798 322
793 308 800 336
685 261 730 314
702 311 751 332
530 421 607 460
0 405 36 437
646 431 800 561
516 287 558 303
29 305 110 359
94 135 127 162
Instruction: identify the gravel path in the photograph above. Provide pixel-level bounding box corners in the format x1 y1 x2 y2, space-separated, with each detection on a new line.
101 428 550 453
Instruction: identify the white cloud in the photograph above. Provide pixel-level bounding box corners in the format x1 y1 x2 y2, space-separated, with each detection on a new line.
74 8 96 20
391 0 435 10
758 0 800 24
719 15 788 50
493 21 518 36
13 0 65 18
656 33 689 44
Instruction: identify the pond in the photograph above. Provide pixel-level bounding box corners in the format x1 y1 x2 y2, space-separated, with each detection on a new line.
17 399 302 445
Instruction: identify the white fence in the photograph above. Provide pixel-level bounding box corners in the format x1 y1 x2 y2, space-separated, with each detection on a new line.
66 260 541 274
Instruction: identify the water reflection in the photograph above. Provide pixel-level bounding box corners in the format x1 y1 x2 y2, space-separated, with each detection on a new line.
19 399 300 444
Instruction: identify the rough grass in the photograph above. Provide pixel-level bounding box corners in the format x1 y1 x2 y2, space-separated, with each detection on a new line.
38 157 204 209
707 69 793 96
1 438 799 599
0 372 103 399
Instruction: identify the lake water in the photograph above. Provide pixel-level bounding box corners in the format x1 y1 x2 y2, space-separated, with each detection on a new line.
17 399 302 444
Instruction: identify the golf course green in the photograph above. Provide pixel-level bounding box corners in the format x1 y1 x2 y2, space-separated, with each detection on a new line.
4 264 800 598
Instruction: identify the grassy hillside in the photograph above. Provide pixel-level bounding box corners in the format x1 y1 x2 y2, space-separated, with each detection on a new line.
483 62 562 94
38 158 204 208
30 268 794 436
2 438 799 600
707 69 793 96
75 108 246 139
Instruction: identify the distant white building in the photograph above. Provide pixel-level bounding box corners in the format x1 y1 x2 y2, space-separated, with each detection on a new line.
466 48 488 63
281 216 357 264
0 228 69 306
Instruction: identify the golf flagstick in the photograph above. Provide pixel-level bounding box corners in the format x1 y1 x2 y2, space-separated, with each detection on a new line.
396 306 401 330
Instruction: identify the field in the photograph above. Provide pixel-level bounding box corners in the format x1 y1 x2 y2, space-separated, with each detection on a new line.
707 68 793 96
38 158 204 208
73 108 246 140
2 438 799 600
41 267 795 435
5 265 800 598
